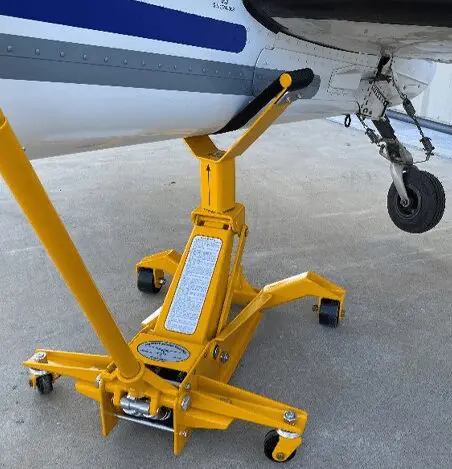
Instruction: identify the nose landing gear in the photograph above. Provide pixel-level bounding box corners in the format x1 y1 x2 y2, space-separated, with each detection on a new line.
357 111 446 234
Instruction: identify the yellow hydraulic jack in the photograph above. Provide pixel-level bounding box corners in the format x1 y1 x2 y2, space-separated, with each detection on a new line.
0 69 345 463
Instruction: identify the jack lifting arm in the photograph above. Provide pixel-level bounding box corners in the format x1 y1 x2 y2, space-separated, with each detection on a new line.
215 68 315 135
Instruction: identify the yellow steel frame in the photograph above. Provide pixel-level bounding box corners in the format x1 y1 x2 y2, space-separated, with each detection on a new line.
0 73 345 462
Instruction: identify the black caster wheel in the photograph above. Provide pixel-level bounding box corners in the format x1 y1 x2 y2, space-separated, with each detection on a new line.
319 299 341 328
137 268 162 294
387 169 446 234
36 374 53 395
264 430 297 463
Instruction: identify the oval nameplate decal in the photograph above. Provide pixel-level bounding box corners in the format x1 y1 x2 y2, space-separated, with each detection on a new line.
137 341 190 363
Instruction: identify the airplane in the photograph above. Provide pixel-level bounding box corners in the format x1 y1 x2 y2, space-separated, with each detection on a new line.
0 0 448 233
0 0 449 463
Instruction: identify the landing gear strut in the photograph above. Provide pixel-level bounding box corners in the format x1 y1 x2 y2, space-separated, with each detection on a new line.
358 111 446 234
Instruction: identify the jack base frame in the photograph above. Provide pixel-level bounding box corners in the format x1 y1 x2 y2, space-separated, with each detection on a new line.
24 199 345 460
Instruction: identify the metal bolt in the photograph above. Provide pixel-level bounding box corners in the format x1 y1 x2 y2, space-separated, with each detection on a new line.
33 352 47 363
276 453 285 461
212 345 220 360
283 410 297 424
220 351 229 364
83 54 88 60
159 278 166 286
60 51 65 58
312 304 319 313
401 198 410 208
180 395 191 411
184 383 191 390
179 430 188 438
7 45 12 52
35 48 40 55
95 374 102 388
142 61 146 66
104 57 109 63
123 59 128 65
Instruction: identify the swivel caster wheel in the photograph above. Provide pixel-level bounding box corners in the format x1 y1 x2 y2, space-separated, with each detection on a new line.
36 374 54 395
264 430 297 463
318 299 341 328
137 268 163 294
387 169 445 234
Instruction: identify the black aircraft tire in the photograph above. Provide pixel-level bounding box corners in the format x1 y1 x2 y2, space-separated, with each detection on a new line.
387 169 445 234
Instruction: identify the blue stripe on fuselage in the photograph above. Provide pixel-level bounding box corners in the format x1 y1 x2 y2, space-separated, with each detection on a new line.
0 1 247 53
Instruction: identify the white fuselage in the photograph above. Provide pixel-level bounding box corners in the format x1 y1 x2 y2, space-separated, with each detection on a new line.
0 0 437 158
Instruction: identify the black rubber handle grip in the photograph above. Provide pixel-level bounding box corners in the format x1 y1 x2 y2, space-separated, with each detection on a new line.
287 68 315 91
215 68 315 135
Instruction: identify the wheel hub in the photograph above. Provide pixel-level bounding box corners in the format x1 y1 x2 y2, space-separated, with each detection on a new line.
396 186 421 219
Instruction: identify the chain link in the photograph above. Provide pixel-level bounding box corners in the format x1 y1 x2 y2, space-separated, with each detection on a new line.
390 70 435 161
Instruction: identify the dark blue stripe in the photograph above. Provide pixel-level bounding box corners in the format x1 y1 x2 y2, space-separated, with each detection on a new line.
0 1 247 53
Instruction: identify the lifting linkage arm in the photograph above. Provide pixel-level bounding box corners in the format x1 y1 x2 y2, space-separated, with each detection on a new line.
0 111 141 380
185 68 317 165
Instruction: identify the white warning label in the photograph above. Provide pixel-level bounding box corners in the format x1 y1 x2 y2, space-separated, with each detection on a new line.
165 236 222 334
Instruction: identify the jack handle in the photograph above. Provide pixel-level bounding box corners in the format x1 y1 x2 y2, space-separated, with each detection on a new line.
0 110 141 380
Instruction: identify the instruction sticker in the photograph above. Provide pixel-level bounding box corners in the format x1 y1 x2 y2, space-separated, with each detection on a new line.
165 236 222 334
137 341 190 362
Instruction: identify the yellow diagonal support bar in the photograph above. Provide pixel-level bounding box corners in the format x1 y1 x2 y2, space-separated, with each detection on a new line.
24 361 101 383
219 94 289 162
232 267 260 304
136 249 182 276
191 376 308 434
217 224 249 334
184 88 289 165
262 272 346 310
216 291 272 342
24 350 110 383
